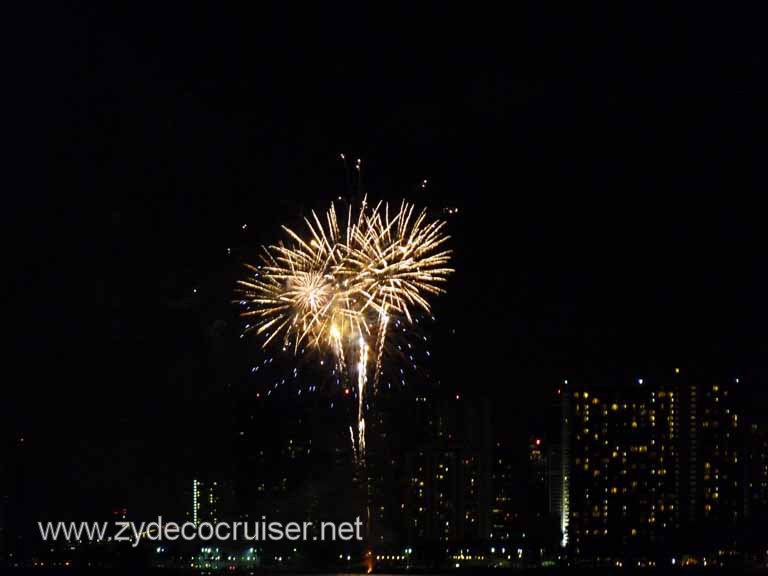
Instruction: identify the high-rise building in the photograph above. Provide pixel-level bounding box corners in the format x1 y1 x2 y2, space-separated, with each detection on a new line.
189 479 228 526
746 423 768 521
528 436 548 522
366 405 401 546
697 382 742 526
678 377 742 550
399 395 492 548
491 441 515 544
549 386 571 549
565 383 680 556
233 397 325 526
745 422 768 556
552 372 743 560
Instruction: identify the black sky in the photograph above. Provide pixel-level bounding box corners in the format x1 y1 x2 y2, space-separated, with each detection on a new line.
7 4 768 524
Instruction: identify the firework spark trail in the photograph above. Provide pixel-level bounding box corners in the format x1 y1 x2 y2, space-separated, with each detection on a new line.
237 196 453 465
328 324 343 363
349 425 357 466
372 309 389 395
356 334 368 464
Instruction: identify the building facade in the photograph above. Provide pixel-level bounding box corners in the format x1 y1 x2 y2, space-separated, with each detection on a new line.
553 373 742 560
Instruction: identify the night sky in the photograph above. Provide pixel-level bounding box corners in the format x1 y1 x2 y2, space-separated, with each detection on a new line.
7 4 768 527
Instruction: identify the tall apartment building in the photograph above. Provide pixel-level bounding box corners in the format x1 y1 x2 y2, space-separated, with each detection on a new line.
550 372 742 559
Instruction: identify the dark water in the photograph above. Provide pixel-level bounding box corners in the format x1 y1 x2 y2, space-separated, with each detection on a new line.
3 569 764 576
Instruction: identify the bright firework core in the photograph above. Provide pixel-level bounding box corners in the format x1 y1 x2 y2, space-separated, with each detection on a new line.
237 197 453 465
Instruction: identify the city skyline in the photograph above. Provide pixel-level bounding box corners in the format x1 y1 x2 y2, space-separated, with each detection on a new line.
5 2 768 571
6 366 766 568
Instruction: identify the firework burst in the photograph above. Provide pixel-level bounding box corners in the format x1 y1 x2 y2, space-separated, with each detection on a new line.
237 196 453 464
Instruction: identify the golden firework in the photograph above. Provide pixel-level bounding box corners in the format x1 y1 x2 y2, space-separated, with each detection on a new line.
236 196 453 463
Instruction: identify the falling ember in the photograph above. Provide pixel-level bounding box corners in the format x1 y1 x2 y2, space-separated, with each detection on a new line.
236 196 453 465
356 334 369 464
372 309 389 395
